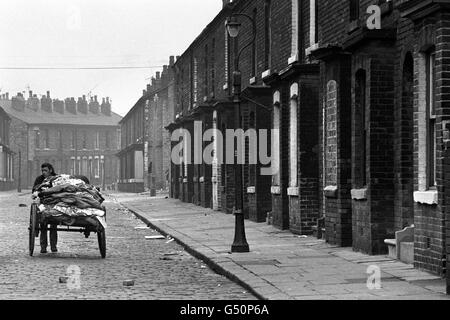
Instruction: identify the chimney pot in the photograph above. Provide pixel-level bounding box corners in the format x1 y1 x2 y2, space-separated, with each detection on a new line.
169 56 175 66
46 91 50 98
143 89 146 95
29 90 33 98
156 72 161 79
147 84 151 91
5 93 8 100
106 97 109 103
102 97 105 103
94 95 98 102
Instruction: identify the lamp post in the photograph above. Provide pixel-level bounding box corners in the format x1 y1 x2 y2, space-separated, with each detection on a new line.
226 13 256 253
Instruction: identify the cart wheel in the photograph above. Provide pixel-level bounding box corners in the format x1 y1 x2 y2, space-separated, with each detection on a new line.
29 204 38 256
97 227 106 259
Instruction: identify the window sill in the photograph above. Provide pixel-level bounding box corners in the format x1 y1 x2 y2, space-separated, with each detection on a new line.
324 185 338 198
262 69 271 79
247 186 256 194
288 53 299 65
351 188 367 200
223 83 228 90
183 178 188 183
287 187 299 196
249 77 257 85
271 186 281 195
199 176 204 183
414 190 438 205
305 43 319 57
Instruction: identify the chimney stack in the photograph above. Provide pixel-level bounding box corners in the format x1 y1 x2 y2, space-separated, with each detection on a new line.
46 91 50 98
156 71 161 80
143 89 146 96
101 96 111 116
169 56 175 66
163 65 168 73
147 84 151 92
29 90 33 98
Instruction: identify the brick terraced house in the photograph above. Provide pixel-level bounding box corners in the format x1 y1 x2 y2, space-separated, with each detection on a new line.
0 104 14 191
117 57 175 193
165 0 450 278
0 91 121 190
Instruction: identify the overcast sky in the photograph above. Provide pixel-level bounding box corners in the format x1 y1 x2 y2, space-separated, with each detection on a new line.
0 0 222 116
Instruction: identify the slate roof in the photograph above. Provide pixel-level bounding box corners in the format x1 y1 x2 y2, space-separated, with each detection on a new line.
0 99 122 127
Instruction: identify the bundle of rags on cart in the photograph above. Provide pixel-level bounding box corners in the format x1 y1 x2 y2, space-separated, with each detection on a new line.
34 174 107 230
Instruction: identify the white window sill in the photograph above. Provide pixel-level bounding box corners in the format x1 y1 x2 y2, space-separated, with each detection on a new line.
262 69 271 79
351 188 367 200
305 43 319 56
414 190 438 205
271 186 281 195
288 53 299 65
183 178 188 183
249 77 257 85
199 176 204 183
223 83 228 90
287 187 299 196
324 185 338 198
247 186 256 194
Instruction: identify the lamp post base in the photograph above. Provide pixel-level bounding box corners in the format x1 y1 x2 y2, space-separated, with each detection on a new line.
231 208 250 253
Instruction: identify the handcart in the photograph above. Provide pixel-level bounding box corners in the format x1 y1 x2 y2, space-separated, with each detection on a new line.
28 202 106 258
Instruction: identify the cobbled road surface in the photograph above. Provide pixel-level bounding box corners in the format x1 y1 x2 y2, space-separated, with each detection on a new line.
0 191 256 300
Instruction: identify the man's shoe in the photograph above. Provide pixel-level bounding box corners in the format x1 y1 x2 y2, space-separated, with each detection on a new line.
40 248 47 254
51 247 58 253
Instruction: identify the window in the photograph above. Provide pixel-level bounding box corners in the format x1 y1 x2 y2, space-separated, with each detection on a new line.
290 0 299 62
35 131 40 149
82 131 87 149
71 130 76 149
264 0 271 71
309 0 318 46
350 0 359 21
273 91 281 186
82 157 88 176
427 50 436 188
211 38 216 97
252 8 257 76
95 131 100 149
224 20 231 88
105 131 110 149
70 158 76 175
193 58 198 107
289 84 298 188
58 130 63 150
204 44 208 98
95 157 100 178
117 129 121 150
44 129 49 149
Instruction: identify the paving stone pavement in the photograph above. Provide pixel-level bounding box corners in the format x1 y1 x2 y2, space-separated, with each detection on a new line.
0 191 256 300
114 191 450 300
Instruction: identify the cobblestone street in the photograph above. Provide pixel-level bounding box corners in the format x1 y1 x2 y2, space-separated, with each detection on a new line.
0 191 256 300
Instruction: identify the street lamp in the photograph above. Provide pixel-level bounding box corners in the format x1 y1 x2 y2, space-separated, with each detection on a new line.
226 12 256 253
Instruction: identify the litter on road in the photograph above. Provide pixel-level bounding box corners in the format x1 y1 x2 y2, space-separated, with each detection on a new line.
59 276 68 284
145 235 165 240
123 280 135 286
134 226 150 230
